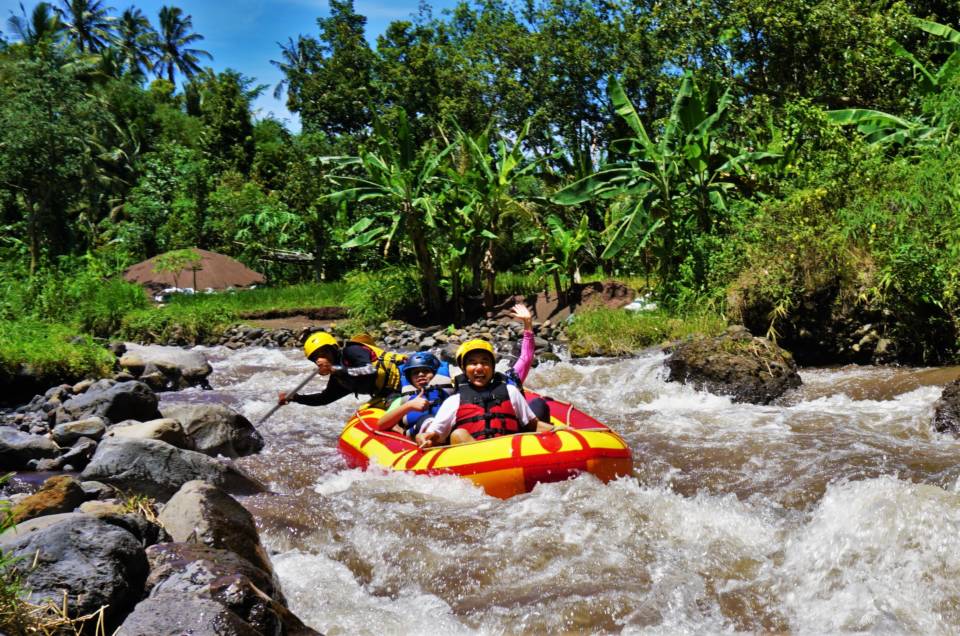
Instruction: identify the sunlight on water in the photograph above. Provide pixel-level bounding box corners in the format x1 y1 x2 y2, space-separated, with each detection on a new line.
163 346 960 633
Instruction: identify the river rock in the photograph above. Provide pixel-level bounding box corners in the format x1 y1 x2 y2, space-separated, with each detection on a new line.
1 514 148 623
158 480 272 575
0 425 58 469
139 542 316 636
10 475 87 524
120 343 213 390
933 379 960 435
664 326 802 404
106 418 192 448
115 597 262 636
160 404 263 458
52 416 106 445
80 437 265 500
60 436 99 471
54 380 161 425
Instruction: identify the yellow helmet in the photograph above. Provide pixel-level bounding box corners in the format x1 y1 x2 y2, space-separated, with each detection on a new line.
456 339 495 367
303 331 339 361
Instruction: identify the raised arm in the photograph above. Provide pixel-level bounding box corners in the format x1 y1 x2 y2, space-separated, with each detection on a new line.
509 303 535 383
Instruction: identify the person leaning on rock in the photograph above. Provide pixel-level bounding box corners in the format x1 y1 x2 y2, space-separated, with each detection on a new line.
278 332 407 409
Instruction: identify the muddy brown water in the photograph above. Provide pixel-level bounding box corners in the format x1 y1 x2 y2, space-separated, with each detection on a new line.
159 346 960 634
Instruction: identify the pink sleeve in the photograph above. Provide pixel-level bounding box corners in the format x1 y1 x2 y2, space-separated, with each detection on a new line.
512 330 535 382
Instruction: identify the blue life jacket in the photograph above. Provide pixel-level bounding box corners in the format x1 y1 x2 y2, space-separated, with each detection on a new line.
399 360 454 436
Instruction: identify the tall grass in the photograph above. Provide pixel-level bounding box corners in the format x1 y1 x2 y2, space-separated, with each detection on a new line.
567 307 727 357
0 320 114 383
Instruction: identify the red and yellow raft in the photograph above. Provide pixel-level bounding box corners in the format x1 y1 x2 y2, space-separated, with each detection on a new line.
337 392 633 498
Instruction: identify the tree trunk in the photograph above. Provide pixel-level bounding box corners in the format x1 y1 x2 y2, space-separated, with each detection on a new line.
405 210 443 314
481 241 496 310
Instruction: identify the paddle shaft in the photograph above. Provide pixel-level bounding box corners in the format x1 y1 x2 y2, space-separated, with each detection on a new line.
257 368 319 425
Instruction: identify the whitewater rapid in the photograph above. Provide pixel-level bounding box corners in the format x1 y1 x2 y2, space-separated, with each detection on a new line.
159 346 960 634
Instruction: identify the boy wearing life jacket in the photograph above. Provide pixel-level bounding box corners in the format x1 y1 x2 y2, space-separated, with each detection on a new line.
279 332 406 408
375 352 453 437
415 339 543 448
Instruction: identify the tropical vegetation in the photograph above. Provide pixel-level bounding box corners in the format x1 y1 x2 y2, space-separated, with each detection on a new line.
2 0 960 367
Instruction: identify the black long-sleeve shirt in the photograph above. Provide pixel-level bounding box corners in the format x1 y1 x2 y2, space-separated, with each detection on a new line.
291 343 386 406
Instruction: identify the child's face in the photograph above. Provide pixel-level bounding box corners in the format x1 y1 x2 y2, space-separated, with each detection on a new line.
408 368 435 389
464 351 495 387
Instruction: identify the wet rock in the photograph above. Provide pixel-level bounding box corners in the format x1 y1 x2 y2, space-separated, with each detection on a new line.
933 379 960 435
121 343 213 390
161 404 264 458
1 514 148 624
52 416 106 445
72 378 95 394
106 418 192 448
664 326 802 405
10 475 87 524
0 426 58 469
59 437 98 471
80 480 114 499
139 542 317 636
115 597 262 636
158 480 273 575
55 380 161 425
80 437 265 500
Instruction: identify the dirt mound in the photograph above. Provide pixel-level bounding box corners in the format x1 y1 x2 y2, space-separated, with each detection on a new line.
490 280 636 323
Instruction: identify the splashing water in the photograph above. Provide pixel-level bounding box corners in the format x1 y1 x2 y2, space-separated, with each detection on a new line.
159 347 960 634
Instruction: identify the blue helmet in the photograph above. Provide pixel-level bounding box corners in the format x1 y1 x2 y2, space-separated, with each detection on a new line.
402 351 440 380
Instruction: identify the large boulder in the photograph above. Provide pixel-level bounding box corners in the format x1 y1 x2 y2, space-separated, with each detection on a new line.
119 343 213 390
52 416 106 445
0 426 58 469
1 514 148 623
80 438 265 500
161 404 263 458
933 379 960 434
138 543 316 636
664 326 802 405
158 480 272 574
105 418 192 448
11 475 87 524
115 597 261 636
54 381 162 425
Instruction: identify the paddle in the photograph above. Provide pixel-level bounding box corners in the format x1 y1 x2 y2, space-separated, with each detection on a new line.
257 368 319 425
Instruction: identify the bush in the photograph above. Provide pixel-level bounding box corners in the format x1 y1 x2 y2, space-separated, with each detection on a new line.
119 303 234 345
567 307 727 357
0 319 114 385
343 267 420 326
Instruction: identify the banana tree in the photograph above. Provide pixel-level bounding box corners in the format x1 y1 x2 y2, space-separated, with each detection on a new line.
531 212 592 302
448 119 546 308
554 72 778 286
828 18 960 148
323 109 454 314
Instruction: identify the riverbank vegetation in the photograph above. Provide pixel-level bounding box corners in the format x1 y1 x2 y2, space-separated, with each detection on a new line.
3 0 960 373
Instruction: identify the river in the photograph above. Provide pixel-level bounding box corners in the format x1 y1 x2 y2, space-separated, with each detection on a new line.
158 345 960 634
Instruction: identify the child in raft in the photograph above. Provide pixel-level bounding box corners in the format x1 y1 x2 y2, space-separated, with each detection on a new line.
375 303 548 437
415 338 550 448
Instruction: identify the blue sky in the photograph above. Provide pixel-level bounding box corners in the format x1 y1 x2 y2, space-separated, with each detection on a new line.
1 0 462 131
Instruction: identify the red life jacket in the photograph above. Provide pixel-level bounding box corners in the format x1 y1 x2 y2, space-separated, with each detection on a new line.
452 375 522 441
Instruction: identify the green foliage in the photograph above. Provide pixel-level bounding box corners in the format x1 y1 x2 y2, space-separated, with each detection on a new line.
0 319 114 384
567 306 727 357
342 267 420 326
119 302 232 345
0 472 28 634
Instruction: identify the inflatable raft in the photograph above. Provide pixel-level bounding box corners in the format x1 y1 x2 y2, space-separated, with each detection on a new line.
337 392 633 498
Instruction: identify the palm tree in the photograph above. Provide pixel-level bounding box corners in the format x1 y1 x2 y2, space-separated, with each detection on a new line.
7 2 64 50
270 35 317 101
153 5 211 86
55 0 114 52
114 6 156 78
